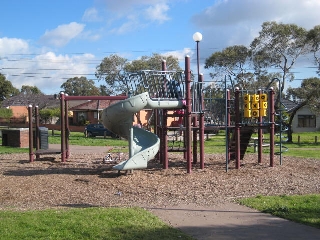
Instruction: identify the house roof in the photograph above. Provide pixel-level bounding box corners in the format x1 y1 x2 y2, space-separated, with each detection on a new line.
1 93 59 109
69 99 121 111
280 98 300 113
1 93 88 109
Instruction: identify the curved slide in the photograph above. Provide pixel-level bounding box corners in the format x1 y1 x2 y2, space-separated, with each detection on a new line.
102 92 184 171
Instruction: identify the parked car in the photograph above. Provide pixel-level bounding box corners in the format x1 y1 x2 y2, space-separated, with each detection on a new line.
84 124 117 138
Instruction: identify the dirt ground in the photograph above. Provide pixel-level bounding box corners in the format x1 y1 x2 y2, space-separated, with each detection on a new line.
0 145 319 239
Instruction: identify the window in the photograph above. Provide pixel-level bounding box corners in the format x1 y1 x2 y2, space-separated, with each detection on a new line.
77 112 88 125
298 115 316 128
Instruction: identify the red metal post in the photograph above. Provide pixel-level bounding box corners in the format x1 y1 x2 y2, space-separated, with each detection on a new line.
60 92 66 162
35 106 40 160
234 88 241 169
185 56 192 173
163 110 168 169
162 60 168 168
192 115 197 164
158 111 163 164
28 105 34 162
269 88 275 167
65 98 69 159
258 90 263 164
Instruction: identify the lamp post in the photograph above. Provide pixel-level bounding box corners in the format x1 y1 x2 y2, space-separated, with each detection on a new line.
193 31 204 169
193 32 202 81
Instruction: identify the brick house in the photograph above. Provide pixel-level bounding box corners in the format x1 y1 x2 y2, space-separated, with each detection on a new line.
69 99 120 125
69 100 177 128
1 93 86 124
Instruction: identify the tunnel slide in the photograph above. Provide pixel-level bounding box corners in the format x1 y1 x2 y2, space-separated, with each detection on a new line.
102 92 183 171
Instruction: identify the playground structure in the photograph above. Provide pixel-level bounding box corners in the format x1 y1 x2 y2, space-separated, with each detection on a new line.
204 79 288 171
28 56 206 174
226 88 276 171
28 56 288 174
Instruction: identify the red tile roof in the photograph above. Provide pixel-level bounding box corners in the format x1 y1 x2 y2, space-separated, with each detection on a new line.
69 99 120 111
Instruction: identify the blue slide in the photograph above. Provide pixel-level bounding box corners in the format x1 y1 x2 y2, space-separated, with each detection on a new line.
102 92 184 171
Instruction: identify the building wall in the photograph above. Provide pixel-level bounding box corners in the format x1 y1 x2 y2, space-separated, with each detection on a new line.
1 128 29 148
71 109 177 127
292 105 320 133
6 106 29 123
11 106 28 117
133 109 176 128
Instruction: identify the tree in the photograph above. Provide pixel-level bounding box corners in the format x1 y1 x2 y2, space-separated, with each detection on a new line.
95 54 129 95
0 73 19 102
60 77 100 96
287 77 320 115
95 53 181 95
306 25 320 75
125 53 182 72
21 85 43 95
39 108 60 124
99 85 113 96
250 21 310 94
0 108 13 122
204 45 251 90
285 77 320 142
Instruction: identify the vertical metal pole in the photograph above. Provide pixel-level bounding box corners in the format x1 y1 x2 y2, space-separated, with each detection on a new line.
196 41 200 80
127 90 134 159
199 74 205 169
235 88 241 169
60 92 66 162
129 127 134 158
185 56 192 173
28 105 34 162
225 86 230 172
269 88 275 167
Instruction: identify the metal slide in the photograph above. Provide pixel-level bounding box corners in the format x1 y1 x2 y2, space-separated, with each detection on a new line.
102 92 184 171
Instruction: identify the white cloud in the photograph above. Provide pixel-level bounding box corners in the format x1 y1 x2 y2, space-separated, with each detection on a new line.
145 3 170 23
100 0 171 35
0 37 29 55
39 22 85 47
82 7 102 22
191 0 320 57
2 51 96 94
101 0 168 12
109 14 145 35
163 48 193 61
193 0 320 29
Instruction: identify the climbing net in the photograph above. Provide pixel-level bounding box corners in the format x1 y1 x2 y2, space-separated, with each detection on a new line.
126 70 185 99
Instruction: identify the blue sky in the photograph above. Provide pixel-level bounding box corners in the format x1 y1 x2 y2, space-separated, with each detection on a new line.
1 0 320 94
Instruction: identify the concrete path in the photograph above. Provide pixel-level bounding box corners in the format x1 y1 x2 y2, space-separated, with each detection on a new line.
51 144 320 239
49 144 112 154
148 202 320 240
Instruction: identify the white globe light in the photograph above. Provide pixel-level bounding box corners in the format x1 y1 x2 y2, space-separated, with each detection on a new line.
193 32 202 42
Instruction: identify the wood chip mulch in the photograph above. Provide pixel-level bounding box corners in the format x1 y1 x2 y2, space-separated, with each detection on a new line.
0 152 319 210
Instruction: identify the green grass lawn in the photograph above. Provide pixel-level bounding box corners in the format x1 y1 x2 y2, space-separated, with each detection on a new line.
238 194 320 229
49 131 128 147
0 207 194 240
0 129 319 235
